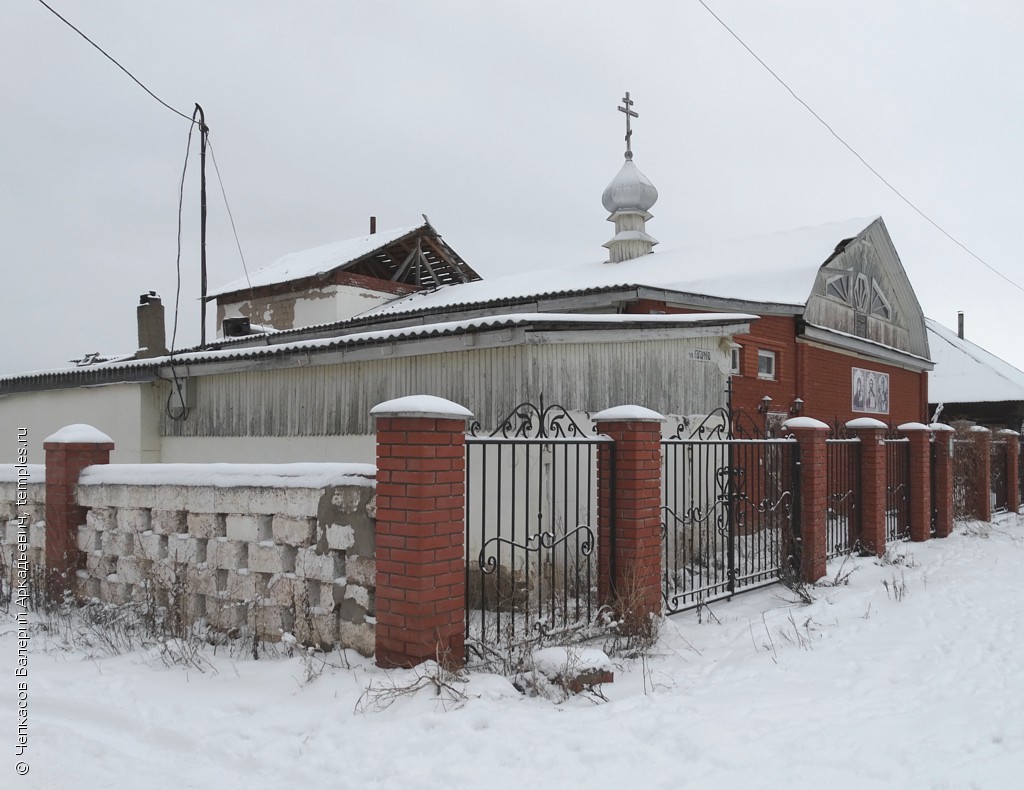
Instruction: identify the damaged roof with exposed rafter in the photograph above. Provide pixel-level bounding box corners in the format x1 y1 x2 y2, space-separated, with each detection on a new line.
208 221 481 299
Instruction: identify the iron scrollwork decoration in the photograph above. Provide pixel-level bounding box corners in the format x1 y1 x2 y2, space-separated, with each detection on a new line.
667 382 767 441
477 525 596 635
468 396 590 439
477 526 596 575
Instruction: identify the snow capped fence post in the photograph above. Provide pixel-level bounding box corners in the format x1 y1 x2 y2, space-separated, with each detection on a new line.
593 406 665 631
848 418 888 556
971 427 992 523
784 418 829 582
930 424 955 538
899 423 933 542
43 424 114 601
371 396 472 669
1000 430 1020 513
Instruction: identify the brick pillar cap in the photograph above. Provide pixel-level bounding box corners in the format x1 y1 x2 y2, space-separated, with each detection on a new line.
969 425 991 433
929 423 955 432
846 417 888 430
592 405 665 423
997 428 1020 436
43 423 114 445
370 394 473 421
783 416 829 431
897 422 931 432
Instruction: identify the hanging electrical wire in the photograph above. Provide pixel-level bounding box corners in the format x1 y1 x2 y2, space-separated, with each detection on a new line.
208 139 267 342
165 110 199 421
34 0 193 122
697 0 1024 294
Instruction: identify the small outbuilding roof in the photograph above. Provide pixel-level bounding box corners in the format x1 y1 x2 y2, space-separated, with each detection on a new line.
927 318 1024 404
209 221 480 298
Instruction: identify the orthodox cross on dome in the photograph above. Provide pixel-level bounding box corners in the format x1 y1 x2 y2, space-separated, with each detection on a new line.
618 91 639 159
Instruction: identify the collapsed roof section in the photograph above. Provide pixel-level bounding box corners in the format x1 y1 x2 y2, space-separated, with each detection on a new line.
208 220 481 302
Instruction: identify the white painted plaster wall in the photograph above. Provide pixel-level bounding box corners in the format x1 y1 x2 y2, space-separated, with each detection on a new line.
220 283 400 335
0 382 162 464
159 434 376 465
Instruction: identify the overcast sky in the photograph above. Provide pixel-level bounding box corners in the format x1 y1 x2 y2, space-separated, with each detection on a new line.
3 0 1023 379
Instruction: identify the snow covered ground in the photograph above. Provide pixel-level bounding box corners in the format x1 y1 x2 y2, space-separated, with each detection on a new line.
4 516 1024 789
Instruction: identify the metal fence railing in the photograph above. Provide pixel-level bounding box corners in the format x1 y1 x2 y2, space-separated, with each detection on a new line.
661 436 799 613
464 402 610 657
884 437 911 541
825 438 861 557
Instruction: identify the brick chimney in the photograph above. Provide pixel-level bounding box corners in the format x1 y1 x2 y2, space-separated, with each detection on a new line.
137 292 168 359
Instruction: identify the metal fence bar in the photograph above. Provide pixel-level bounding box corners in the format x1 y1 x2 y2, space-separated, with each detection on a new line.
661 437 798 613
884 437 911 541
953 438 979 520
465 416 611 656
825 438 861 558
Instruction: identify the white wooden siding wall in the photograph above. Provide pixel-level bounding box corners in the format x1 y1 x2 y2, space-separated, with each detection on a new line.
161 335 728 438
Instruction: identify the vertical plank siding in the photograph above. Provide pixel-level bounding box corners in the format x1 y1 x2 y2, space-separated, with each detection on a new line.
161 337 728 438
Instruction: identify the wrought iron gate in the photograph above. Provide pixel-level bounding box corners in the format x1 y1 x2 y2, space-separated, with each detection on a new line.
825 437 861 557
661 408 800 614
464 401 610 656
884 436 910 541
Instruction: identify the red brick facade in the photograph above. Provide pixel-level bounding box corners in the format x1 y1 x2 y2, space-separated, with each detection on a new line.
624 300 928 426
373 410 469 668
931 426 955 538
595 415 664 628
44 437 114 599
901 424 932 542
786 421 828 582
850 423 888 556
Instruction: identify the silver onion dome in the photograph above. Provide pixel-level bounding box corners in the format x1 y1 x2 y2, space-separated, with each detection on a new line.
601 158 658 215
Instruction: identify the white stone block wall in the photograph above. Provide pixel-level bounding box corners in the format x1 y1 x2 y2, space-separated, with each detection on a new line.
0 480 46 581
74 478 377 656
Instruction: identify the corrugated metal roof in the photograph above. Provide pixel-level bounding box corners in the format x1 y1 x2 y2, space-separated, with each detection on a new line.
359 217 877 320
0 312 754 393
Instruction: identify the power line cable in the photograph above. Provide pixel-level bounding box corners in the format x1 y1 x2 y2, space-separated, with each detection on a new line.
165 112 198 421
33 0 193 122
208 139 258 308
696 0 1024 294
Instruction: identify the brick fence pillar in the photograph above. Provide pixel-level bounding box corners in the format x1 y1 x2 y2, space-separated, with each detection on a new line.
899 423 932 542
43 424 115 601
370 396 472 669
784 418 828 582
930 424 954 538
848 418 889 556
972 427 992 523
593 406 665 630
1000 430 1020 513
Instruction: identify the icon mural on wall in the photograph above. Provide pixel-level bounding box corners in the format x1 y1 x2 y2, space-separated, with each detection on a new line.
852 367 889 414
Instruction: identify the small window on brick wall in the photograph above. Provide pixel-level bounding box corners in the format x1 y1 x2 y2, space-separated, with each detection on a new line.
730 345 742 375
757 349 776 380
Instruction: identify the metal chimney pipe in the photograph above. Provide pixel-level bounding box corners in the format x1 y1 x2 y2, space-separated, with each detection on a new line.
957 311 965 339
370 216 377 235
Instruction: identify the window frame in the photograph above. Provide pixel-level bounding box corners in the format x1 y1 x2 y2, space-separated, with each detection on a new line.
757 349 777 380
730 345 742 376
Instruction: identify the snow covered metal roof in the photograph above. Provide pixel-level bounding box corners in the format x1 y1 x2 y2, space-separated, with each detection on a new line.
211 224 424 297
927 318 1024 403
209 221 480 298
0 312 754 393
362 217 878 319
